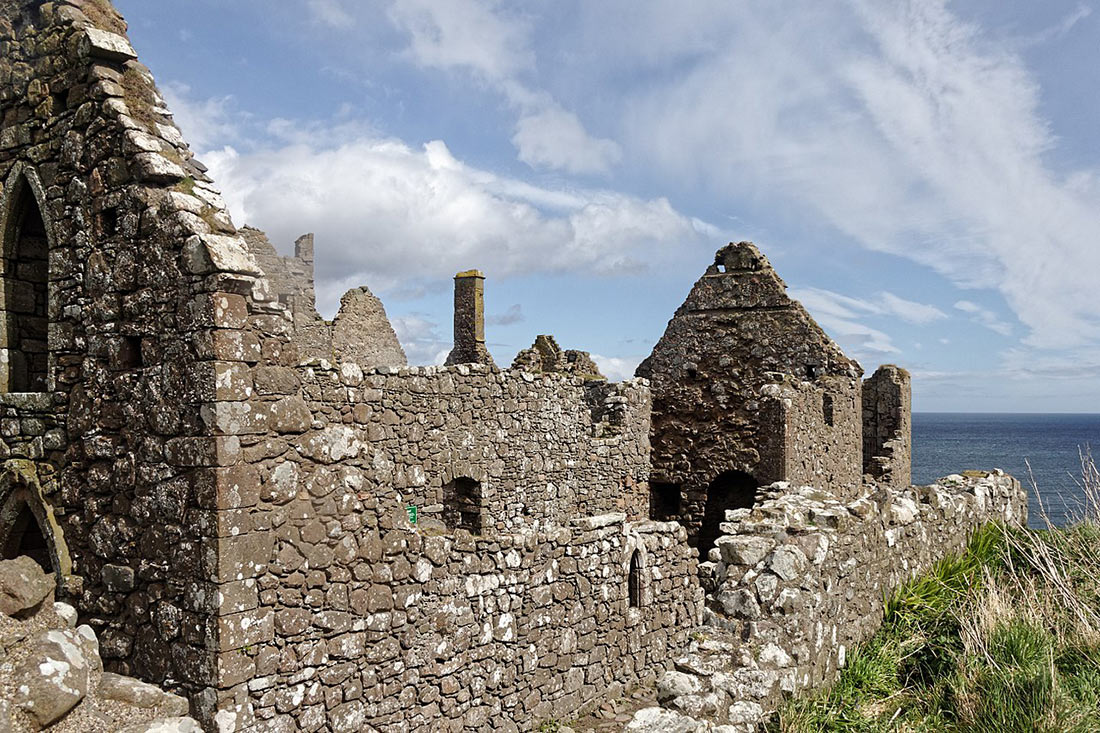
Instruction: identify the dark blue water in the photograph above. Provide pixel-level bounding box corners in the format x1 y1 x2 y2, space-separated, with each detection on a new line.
912 413 1100 528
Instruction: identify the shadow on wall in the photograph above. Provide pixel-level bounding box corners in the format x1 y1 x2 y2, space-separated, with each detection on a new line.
699 470 758 560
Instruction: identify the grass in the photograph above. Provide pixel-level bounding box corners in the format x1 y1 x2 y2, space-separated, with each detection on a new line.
770 450 1100 732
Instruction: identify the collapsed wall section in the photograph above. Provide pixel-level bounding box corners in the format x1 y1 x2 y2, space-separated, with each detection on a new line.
862 364 912 487
239 227 407 368
665 471 1026 727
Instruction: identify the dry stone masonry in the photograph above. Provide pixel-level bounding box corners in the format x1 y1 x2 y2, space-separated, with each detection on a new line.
0 2 1023 731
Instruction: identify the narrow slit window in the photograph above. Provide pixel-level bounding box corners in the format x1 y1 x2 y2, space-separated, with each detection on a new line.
628 550 642 608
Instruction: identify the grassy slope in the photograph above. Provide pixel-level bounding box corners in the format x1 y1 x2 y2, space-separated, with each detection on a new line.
771 468 1100 732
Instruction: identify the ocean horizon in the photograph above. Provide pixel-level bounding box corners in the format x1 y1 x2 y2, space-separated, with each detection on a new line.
913 412 1100 528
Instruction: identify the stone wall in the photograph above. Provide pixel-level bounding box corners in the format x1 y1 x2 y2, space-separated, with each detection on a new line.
206 348 662 730
212 506 701 732
759 375 862 499
654 471 1027 728
862 365 912 487
267 362 652 534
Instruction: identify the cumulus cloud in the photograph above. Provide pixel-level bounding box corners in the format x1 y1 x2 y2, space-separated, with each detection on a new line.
513 106 622 175
390 314 449 366
387 0 532 81
591 354 643 382
622 0 1100 351
197 125 712 312
161 82 242 151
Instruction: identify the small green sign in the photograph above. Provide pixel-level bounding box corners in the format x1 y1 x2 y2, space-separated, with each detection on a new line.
405 504 418 524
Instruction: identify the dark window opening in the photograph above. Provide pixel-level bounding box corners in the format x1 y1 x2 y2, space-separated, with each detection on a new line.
119 336 143 370
805 364 818 380
1 500 53 573
649 481 681 520
628 550 642 608
2 177 49 392
443 477 482 534
823 393 835 427
699 470 758 561
96 207 117 238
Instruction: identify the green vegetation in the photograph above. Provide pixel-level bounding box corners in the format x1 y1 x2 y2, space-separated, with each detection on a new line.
771 454 1100 732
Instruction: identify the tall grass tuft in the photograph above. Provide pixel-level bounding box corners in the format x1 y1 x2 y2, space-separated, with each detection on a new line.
772 454 1100 732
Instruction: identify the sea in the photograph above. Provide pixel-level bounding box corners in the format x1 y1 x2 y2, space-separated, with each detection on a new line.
912 413 1100 529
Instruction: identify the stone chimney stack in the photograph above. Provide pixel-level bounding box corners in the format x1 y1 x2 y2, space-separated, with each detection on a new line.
445 270 495 366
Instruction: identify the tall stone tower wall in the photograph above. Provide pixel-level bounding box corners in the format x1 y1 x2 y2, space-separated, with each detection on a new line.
862 364 912 487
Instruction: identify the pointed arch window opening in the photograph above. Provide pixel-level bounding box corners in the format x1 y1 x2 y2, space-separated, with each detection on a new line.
1 174 51 393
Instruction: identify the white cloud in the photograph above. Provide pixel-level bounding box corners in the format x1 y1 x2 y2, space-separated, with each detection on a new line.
199 127 712 312
161 82 241 150
387 0 619 175
591 354 643 382
387 0 532 81
789 287 900 357
513 106 622 175
878 292 948 326
623 0 1100 351
1025 3 1092 46
954 300 1013 336
789 286 946 358
390 314 449 366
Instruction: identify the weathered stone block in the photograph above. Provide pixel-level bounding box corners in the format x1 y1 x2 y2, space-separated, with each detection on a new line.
217 608 274 651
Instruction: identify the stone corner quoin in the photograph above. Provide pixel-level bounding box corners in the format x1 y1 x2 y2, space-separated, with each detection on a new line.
0 2 1025 731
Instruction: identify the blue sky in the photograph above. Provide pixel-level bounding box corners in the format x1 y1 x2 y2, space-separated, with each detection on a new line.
114 0 1100 412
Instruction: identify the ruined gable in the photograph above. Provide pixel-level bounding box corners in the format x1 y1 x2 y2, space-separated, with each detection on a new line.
331 286 406 367
638 241 865 553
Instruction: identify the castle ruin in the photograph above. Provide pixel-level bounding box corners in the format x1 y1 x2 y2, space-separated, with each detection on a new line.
0 2 1025 731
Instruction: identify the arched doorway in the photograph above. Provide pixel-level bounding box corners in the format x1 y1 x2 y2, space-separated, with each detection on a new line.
0 464 69 581
0 497 53 571
699 470 758 560
0 169 51 393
